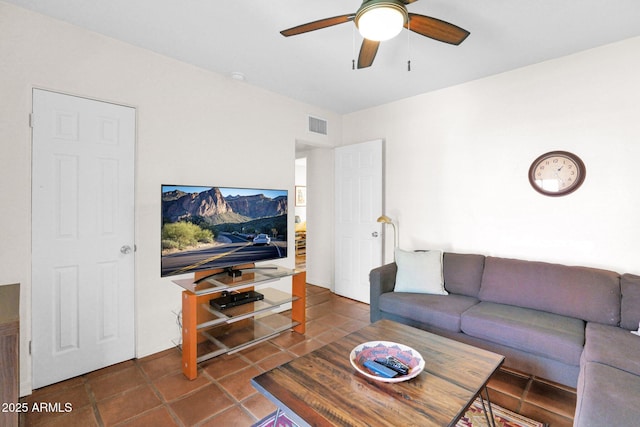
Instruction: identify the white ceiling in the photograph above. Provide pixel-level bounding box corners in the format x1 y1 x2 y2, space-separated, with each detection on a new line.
6 0 640 114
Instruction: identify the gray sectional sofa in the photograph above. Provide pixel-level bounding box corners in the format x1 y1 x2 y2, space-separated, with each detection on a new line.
369 252 640 427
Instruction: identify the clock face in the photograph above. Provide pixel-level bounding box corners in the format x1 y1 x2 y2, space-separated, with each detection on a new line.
528 151 585 196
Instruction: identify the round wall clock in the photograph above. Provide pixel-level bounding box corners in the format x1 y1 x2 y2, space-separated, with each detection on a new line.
528 151 586 196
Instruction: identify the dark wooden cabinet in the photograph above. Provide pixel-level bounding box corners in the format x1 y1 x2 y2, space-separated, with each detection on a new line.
0 284 20 427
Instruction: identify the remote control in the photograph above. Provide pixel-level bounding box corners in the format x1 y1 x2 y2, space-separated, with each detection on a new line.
363 360 398 378
374 356 410 375
388 356 410 373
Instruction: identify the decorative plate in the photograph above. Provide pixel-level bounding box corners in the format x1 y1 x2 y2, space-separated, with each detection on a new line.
350 341 425 383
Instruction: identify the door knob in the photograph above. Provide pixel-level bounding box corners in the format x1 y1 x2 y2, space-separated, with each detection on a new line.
120 245 132 254
371 232 379 237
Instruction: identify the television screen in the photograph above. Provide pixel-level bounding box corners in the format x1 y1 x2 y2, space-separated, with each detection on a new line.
161 185 288 277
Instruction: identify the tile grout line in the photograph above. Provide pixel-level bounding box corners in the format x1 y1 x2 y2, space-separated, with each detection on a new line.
517 376 534 414
83 376 105 427
133 358 186 427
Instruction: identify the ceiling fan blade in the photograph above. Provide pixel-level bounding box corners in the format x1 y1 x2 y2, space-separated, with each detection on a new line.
357 39 380 69
406 13 470 45
280 14 355 37
401 0 420 3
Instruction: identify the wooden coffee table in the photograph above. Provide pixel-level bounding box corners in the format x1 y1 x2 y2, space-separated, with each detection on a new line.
252 319 504 427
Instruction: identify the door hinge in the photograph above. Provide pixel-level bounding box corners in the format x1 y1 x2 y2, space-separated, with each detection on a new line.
29 340 32 355
29 113 34 128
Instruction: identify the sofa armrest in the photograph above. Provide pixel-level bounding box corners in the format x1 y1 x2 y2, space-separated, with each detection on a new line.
370 263 397 322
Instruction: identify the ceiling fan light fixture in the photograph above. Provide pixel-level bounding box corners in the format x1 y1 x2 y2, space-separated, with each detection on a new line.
355 0 408 42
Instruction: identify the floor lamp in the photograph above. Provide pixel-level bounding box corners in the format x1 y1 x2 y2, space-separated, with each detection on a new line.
376 215 398 250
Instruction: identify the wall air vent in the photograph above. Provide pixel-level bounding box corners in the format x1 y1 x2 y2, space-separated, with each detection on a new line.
308 115 328 135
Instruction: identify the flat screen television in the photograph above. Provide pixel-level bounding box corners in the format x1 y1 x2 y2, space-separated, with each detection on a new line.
161 185 288 277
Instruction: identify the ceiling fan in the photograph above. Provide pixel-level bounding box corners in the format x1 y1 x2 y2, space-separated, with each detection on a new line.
280 0 470 69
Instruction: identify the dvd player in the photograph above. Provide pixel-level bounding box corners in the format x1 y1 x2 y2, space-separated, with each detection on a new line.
209 291 264 310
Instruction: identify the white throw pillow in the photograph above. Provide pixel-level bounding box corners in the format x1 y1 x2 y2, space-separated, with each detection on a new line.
393 248 448 295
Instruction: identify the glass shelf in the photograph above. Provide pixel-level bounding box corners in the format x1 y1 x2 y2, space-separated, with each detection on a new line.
197 288 299 330
172 264 300 295
195 312 299 363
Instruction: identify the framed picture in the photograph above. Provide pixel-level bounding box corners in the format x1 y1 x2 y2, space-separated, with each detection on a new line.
295 186 307 207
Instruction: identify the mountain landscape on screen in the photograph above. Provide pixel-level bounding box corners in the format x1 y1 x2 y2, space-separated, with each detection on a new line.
161 186 288 277
162 187 287 224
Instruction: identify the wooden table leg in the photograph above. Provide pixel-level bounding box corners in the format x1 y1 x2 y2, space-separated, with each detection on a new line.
292 271 306 334
182 291 198 380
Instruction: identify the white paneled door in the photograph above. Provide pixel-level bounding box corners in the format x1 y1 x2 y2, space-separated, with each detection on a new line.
31 89 136 388
334 140 383 304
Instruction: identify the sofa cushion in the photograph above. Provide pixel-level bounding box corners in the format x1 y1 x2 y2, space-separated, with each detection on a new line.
621 273 640 331
379 292 479 332
393 249 447 295
443 253 485 298
461 302 584 365
574 362 640 427
478 257 620 325
582 322 640 376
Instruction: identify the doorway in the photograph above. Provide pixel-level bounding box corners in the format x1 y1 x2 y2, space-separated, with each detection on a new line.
295 157 307 269
31 89 136 388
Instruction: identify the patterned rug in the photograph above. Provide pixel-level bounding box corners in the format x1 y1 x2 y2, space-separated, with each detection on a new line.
252 399 546 427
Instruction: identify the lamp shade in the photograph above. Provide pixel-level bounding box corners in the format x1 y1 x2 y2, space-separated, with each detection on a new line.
355 1 408 42
376 215 392 224
376 215 398 248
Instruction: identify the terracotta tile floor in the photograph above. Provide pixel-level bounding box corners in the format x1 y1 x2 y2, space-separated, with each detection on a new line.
21 284 576 426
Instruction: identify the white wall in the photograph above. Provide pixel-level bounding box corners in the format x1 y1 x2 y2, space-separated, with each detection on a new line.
0 1 341 395
343 36 640 274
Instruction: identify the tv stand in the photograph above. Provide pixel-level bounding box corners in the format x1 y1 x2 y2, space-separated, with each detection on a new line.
173 264 306 380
